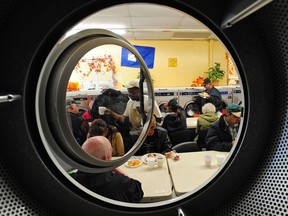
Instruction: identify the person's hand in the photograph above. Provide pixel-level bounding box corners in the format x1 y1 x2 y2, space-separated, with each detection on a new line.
104 108 111 115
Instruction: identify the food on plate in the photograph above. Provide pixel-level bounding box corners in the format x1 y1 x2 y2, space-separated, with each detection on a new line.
199 92 209 98
165 151 172 157
127 159 141 167
147 153 157 157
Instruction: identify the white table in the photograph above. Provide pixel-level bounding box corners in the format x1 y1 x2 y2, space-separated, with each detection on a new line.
118 156 173 202
167 151 229 196
186 117 198 129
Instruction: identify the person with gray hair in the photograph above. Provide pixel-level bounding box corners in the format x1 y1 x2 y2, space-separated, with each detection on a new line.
194 103 218 149
196 103 218 133
73 136 144 202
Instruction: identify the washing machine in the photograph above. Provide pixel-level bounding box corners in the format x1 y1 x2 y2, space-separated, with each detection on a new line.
178 87 202 117
232 87 242 105
217 86 234 108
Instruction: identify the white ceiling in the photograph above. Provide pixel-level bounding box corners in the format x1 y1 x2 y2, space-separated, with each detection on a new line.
71 3 217 40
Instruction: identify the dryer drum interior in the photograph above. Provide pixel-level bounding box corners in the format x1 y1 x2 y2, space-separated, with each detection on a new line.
0 0 286 216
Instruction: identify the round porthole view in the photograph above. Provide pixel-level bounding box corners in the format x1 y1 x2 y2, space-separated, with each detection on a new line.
35 2 246 210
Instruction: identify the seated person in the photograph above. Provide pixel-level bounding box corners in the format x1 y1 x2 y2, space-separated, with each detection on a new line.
135 118 172 156
66 98 89 145
106 79 162 135
206 103 241 152
73 136 144 203
194 103 218 141
162 98 187 132
87 119 125 157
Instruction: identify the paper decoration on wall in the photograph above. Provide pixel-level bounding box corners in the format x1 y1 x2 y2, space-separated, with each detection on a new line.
225 52 236 75
121 45 155 69
74 54 118 86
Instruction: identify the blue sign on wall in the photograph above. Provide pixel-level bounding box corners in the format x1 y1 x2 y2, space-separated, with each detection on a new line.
121 45 155 69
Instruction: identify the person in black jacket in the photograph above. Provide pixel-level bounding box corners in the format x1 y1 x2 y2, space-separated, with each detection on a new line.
205 103 241 152
135 118 172 155
162 98 187 132
199 78 223 115
66 98 89 145
73 136 144 203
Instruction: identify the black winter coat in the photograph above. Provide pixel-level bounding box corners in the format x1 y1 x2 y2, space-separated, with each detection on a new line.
205 115 237 152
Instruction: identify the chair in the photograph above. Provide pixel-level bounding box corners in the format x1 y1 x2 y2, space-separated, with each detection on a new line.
172 141 201 153
168 129 195 147
197 129 209 150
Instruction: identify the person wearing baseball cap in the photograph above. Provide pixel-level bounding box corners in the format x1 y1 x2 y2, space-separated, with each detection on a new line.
105 79 162 136
66 98 89 145
205 103 242 152
197 78 223 115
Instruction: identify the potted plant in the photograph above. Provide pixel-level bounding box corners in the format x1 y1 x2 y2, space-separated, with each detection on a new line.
204 62 226 85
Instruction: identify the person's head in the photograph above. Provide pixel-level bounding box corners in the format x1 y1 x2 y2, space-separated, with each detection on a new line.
123 79 140 101
88 119 108 138
66 98 80 114
202 103 216 114
82 136 112 160
225 103 241 126
167 98 178 112
147 117 157 136
202 78 213 90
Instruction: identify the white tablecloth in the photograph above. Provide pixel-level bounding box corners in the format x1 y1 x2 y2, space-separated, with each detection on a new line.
167 151 229 196
118 156 173 202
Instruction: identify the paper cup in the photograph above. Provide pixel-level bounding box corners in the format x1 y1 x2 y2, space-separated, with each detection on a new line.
156 156 164 168
98 106 107 115
204 155 212 167
216 154 225 166
147 157 156 168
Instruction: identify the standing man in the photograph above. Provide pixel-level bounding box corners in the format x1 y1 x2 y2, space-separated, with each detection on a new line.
205 103 241 152
199 78 223 115
106 79 162 135
66 98 89 145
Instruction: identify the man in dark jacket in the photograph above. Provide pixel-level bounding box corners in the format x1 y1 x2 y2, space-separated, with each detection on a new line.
73 136 144 203
66 98 89 145
205 103 241 152
135 118 172 156
200 78 223 114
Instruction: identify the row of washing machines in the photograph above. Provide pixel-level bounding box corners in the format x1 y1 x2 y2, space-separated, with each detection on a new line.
67 86 242 117
154 86 242 117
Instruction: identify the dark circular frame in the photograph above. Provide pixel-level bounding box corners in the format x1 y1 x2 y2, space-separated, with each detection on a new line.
0 0 274 215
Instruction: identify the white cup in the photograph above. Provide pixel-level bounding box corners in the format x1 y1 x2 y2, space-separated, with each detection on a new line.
156 156 164 168
147 157 156 168
204 155 212 167
98 106 107 115
216 154 225 166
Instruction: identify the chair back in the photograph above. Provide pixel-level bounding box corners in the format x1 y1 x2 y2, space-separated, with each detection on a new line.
168 129 195 147
197 129 209 149
172 141 201 153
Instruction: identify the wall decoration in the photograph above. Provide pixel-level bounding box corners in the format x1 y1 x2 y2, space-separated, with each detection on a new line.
74 54 118 86
168 58 177 67
121 45 155 69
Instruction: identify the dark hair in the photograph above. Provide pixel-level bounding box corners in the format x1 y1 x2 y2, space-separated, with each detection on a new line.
88 119 108 138
168 99 183 123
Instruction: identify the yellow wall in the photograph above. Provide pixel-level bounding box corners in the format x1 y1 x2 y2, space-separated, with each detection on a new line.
69 39 229 89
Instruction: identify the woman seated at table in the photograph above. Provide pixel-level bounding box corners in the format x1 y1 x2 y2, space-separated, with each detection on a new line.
88 118 125 156
135 117 172 156
162 98 187 132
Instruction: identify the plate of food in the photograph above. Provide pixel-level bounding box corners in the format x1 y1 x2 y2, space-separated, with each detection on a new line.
199 92 209 98
125 158 142 168
141 153 164 164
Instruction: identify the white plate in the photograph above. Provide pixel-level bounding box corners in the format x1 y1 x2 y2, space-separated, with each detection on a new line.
141 153 165 164
125 159 142 168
